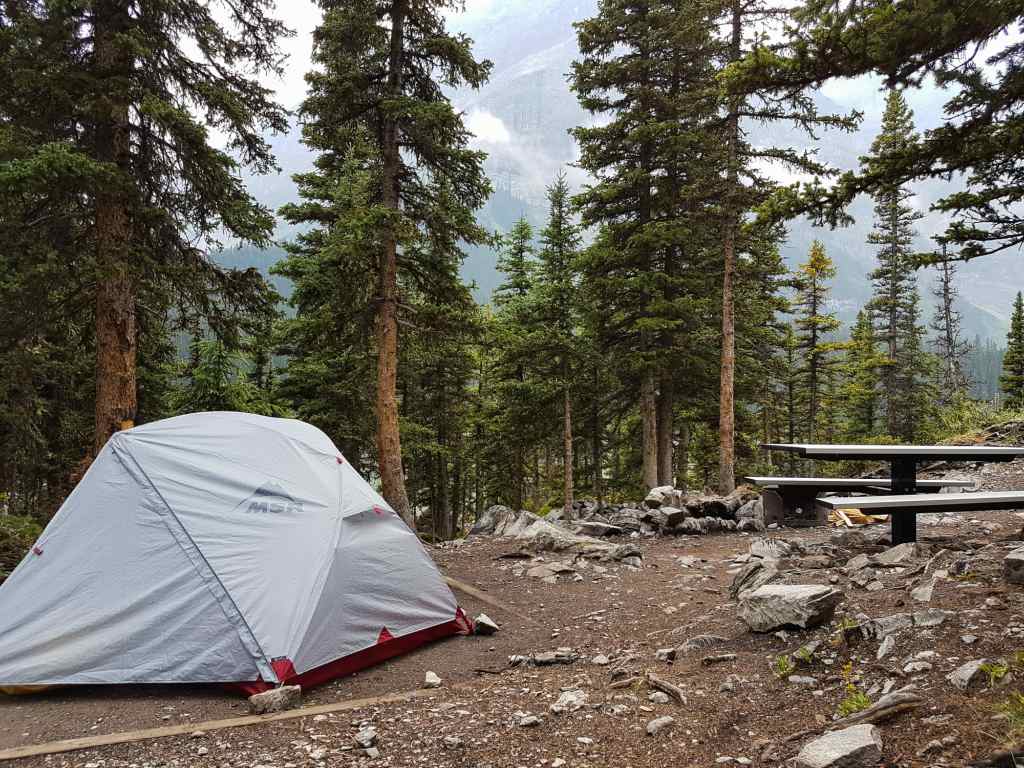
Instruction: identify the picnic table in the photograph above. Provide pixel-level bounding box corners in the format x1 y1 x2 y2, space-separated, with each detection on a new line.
760 443 1024 544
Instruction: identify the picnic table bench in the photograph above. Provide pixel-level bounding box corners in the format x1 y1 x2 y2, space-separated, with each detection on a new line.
759 443 1024 544
743 476 976 528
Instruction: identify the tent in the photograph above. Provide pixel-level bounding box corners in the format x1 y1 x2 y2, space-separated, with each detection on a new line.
0 412 470 692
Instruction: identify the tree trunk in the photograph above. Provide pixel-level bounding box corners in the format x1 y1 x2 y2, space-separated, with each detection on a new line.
562 358 574 520
591 364 602 505
377 0 413 528
93 0 136 457
641 371 658 491
677 420 689 493
656 373 674 487
718 0 742 495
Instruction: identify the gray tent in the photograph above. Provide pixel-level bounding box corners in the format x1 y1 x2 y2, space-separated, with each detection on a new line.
0 412 470 692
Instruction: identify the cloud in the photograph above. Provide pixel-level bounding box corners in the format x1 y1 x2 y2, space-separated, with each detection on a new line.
465 109 512 144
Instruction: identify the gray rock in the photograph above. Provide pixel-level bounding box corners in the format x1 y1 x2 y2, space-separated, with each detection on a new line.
591 654 610 666
442 735 463 750
868 613 912 638
573 520 625 537
729 558 780 599
423 671 442 688
646 715 675 736
877 634 895 661
910 576 937 603
873 542 919 566
913 609 953 627
1004 547 1024 585
903 661 933 674
679 634 728 653
248 685 301 714
550 689 588 714
515 711 542 727
788 675 817 685
947 659 990 691
354 726 378 749
738 584 844 633
470 504 515 535
473 613 499 635
795 725 882 768
843 554 871 574
648 691 670 704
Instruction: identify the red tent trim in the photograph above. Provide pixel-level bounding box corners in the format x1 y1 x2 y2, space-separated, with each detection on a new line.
235 608 472 696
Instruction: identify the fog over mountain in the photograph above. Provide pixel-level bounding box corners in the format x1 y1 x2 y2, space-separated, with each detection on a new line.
232 0 1018 343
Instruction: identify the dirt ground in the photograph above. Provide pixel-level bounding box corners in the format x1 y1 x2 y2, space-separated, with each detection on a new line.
3 461 1024 767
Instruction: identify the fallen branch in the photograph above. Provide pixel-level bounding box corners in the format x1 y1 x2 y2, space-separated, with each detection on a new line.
646 672 687 705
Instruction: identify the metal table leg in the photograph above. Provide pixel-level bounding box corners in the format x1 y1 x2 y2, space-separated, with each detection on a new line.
890 457 918 544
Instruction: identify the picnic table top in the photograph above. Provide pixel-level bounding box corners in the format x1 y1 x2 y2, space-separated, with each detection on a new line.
743 476 975 488
760 443 1024 461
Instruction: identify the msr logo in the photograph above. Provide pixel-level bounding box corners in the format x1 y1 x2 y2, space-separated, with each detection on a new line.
234 482 304 515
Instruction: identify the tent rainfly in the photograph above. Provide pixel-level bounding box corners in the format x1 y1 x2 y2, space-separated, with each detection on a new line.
0 412 470 692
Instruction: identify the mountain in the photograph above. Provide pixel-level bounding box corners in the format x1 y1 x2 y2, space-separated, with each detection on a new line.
227 0 1017 342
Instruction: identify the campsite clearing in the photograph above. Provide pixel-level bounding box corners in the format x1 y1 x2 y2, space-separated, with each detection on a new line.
3 458 1024 767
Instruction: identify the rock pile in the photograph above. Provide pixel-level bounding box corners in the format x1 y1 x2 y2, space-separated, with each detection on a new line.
470 485 763 544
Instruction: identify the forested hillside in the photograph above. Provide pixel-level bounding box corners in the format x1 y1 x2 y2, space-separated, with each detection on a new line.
2 0 1024 538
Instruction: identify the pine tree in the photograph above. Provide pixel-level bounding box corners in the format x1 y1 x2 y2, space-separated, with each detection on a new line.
572 0 725 493
0 0 289 456
296 0 491 525
712 0 853 493
723 1 1024 259
791 241 840 441
930 244 972 403
533 175 582 519
841 310 882 440
1001 292 1024 409
866 90 926 439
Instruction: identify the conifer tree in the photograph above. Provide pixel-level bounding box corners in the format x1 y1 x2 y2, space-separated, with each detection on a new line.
533 175 582 519
841 310 882 440
865 90 926 439
930 244 972 404
296 0 491 525
791 240 840 441
0 0 289 456
1001 292 1024 410
572 0 725 492
712 0 853 492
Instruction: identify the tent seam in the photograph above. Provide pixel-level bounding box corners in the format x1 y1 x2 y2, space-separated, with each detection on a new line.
111 439 276 683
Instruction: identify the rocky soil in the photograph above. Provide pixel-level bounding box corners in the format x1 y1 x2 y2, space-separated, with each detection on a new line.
3 459 1024 768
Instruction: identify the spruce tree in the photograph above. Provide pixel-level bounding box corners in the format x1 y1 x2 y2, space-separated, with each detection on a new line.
1001 292 1024 410
0 0 289 456
865 90 926 439
791 241 840 441
533 175 582 519
572 0 725 492
841 310 882 441
723 1 1024 259
296 0 491 525
712 0 853 492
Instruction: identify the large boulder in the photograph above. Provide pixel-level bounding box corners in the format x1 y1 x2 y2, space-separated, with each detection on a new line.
738 584 844 632
644 486 681 508
499 510 541 537
795 725 882 768
470 505 516 536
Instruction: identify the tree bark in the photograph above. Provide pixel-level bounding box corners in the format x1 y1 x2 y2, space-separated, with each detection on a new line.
641 371 658 491
591 364 602 505
677 420 689 493
656 373 674 487
718 0 742 495
377 0 413 528
93 0 136 457
562 358 574 520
